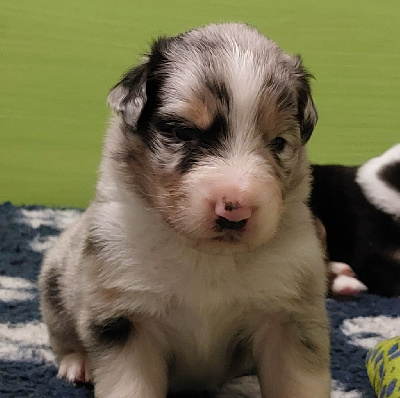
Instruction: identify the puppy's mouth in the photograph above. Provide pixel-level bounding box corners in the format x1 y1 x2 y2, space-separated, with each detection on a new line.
180 214 268 254
212 216 248 243
214 216 248 232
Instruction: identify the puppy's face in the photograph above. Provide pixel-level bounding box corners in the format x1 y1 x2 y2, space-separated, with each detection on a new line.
107 23 318 251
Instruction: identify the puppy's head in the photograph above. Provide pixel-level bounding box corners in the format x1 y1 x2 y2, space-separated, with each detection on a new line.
105 23 318 251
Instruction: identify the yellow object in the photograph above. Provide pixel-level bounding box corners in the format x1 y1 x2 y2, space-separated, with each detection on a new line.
366 336 400 397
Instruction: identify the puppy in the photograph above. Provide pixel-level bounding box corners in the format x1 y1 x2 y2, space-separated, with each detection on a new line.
39 23 330 398
310 144 400 297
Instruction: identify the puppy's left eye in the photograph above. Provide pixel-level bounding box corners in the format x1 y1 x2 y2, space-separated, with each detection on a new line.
269 137 287 152
174 127 201 142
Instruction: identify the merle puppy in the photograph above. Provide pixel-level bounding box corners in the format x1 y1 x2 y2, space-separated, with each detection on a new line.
311 144 400 297
39 23 330 398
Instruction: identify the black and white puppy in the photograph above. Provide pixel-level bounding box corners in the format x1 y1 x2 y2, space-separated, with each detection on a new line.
39 23 330 398
311 144 400 297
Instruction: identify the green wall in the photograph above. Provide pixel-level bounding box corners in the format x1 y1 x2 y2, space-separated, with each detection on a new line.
1 0 399 207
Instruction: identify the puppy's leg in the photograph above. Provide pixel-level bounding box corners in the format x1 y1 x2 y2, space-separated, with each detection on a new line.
39 263 91 383
44 306 91 383
86 319 168 398
253 310 330 398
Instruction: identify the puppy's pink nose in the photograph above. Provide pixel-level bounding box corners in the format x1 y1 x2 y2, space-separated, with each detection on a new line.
215 200 252 222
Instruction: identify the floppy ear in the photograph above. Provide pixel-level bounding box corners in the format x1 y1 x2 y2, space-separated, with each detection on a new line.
107 62 148 129
293 55 318 144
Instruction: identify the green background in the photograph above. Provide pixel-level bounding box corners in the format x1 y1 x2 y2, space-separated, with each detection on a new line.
1 0 399 207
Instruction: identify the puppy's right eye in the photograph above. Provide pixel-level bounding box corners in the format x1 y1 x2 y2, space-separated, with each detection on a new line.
174 127 201 142
269 137 287 152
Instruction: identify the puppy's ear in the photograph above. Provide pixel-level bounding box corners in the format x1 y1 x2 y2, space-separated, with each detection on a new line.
293 55 318 144
107 62 148 129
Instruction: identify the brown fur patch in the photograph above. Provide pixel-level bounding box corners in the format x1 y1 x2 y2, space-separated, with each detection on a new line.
256 87 297 141
99 287 122 303
112 130 188 228
110 131 155 203
180 97 215 130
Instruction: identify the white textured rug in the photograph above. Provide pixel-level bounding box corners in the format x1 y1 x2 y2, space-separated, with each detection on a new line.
1 202 399 397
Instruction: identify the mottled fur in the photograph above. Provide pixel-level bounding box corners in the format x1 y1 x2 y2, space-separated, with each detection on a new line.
40 23 330 397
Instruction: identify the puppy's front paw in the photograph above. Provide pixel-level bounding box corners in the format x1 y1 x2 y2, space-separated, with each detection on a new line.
57 352 91 384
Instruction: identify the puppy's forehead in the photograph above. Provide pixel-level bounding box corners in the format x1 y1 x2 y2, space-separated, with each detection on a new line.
154 24 297 132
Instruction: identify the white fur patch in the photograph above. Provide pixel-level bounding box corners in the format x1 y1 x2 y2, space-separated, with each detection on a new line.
356 144 400 218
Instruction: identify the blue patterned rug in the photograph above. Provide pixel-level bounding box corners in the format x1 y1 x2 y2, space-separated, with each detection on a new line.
1 202 399 397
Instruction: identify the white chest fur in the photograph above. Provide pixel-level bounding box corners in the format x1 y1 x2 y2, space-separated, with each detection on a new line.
83 199 324 389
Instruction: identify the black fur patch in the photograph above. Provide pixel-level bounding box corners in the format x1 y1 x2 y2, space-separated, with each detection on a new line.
311 164 400 296
300 335 319 354
44 268 64 311
135 37 174 138
177 115 228 173
293 55 317 143
199 115 228 147
297 91 316 144
90 317 133 347
150 113 228 173
204 79 231 111
83 235 106 257
310 165 360 266
274 83 294 111
379 162 400 192
83 236 97 256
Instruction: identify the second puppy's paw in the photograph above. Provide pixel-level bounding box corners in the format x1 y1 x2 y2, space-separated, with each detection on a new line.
332 274 368 296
